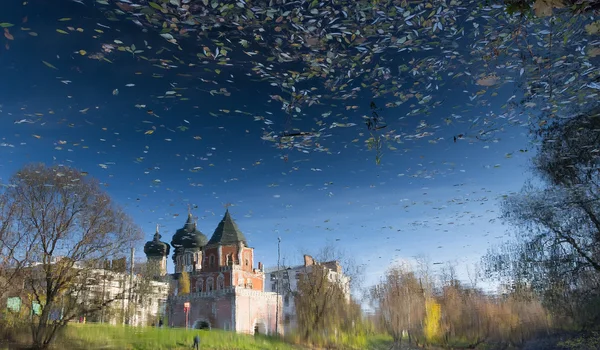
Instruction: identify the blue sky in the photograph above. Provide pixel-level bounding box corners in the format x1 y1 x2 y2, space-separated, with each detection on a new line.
0 0 538 290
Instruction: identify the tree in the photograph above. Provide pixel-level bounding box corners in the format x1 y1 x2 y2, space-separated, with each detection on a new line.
287 243 362 346
178 271 190 295
294 263 347 343
369 262 426 349
0 163 142 350
484 107 600 326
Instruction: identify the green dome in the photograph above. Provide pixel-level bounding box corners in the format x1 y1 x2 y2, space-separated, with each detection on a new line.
144 225 170 257
171 213 208 251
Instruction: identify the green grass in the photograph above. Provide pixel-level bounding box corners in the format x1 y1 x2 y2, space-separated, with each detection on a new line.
55 323 304 350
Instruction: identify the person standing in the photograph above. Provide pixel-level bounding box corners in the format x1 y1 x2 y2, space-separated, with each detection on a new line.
193 334 200 350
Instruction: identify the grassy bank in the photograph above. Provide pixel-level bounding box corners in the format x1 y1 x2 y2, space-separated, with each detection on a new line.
1 323 394 350
63 324 302 350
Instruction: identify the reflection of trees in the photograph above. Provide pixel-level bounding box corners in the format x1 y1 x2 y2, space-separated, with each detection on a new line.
0 163 142 350
484 106 600 326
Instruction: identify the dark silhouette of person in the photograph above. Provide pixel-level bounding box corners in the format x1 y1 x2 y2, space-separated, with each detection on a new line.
193 334 200 350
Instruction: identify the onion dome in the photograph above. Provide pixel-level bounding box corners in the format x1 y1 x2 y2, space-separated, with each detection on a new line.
207 209 247 246
171 212 208 250
144 224 170 258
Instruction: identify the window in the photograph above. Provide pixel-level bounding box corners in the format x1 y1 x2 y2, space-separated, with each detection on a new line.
226 254 233 266
284 315 291 325
209 255 215 268
217 275 224 290
196 278 204 292
271 284 276 292
247 278 253 289
284 294 289 307
207 277 214 291
245 258 249 266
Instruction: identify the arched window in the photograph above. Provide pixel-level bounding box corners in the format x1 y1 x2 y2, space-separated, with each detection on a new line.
196 278 204 293
206 277 214 291
226 254 233 266
217 274 225 290
209 255 215 268
245 258 249 266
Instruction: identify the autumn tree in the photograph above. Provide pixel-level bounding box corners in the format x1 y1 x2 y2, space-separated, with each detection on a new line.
484 107 600 326
0 163 142 350
294 263 347 343
178 271 191 295
369 262 426 349
287 243 362 346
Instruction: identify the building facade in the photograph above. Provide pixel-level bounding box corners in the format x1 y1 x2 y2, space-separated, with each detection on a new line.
264 254 351 334
149 210 282 335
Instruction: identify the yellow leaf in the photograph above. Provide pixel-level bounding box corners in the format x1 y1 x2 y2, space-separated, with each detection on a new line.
28 32 38 36
58 18 71 21
56 29 69 34
78 50 87 55
145 130 154 135
586 21 600 35
41 61 58 70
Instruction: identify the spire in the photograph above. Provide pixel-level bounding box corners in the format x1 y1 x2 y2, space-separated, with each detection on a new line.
207 210 247 246
153 224 161 241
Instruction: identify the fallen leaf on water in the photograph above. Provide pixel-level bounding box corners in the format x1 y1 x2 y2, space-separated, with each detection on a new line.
3 28 14 40
56 29 69 35
41 61 58 70
0 23 14 28
476 75 499 87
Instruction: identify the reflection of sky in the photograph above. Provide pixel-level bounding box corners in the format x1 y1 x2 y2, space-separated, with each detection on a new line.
0 0 535 289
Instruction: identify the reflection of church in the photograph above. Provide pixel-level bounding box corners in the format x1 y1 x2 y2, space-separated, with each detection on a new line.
144 209 281 335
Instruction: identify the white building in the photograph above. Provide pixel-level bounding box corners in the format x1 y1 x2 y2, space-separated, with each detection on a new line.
27 256 169 327
264 255 351 334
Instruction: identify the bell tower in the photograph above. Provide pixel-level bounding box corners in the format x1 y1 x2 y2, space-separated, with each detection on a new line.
144 224 170 278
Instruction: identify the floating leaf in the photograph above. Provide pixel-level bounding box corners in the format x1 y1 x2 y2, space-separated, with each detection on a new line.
586 21 600 35
0 23 14 28
4 29 14 40
56 29 69 35
41 61 58 70
58 18 72 22
149 2 163 10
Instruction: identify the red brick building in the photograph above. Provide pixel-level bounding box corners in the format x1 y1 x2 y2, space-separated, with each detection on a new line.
161 210 282 335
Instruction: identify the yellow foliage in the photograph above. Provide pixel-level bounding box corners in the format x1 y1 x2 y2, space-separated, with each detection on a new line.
424 298 441 343
178 271 190 295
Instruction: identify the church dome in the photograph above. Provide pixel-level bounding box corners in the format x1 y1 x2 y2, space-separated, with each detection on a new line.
171 213 208 250
144 225 170 258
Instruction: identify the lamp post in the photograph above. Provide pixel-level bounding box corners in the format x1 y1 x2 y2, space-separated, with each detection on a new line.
184 302 190 329
275 237 281 336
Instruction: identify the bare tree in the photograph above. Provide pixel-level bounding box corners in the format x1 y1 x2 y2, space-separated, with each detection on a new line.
288 242 363 345
369 262 426 349
294 263 347 342
0 163 142 350
484 107 600 326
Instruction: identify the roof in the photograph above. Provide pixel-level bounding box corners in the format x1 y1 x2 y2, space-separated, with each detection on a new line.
207 210 247 246
144 225 170 257
170 213 208 251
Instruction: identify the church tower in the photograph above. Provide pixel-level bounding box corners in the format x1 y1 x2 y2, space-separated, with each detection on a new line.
171 211 208 274
194 209 264 292
144 224 170 278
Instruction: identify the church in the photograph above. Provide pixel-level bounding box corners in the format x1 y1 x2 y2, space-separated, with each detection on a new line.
143 209 282 335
